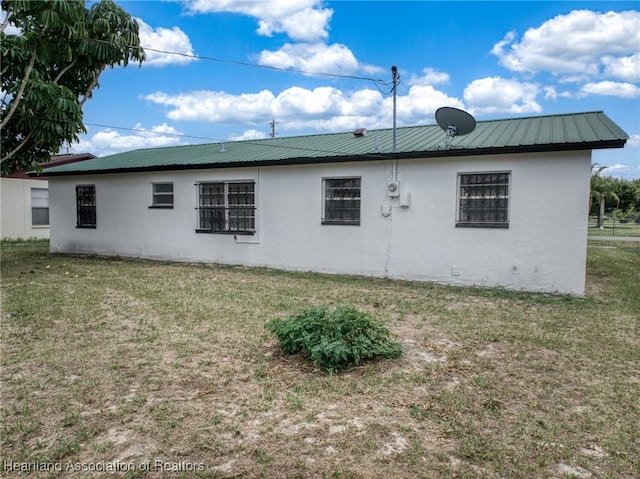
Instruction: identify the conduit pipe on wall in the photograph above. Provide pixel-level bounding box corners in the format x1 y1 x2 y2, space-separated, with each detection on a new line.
391 65 399 182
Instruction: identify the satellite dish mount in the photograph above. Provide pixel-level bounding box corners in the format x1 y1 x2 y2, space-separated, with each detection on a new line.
435 107 476 149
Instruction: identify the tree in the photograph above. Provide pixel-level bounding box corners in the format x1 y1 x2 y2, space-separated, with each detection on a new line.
632 180 640 210
607 177 640 214
1 0 144 174
590 165 620 228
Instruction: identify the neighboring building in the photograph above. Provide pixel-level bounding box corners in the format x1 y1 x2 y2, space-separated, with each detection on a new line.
42 112 627 295
1 154 96 239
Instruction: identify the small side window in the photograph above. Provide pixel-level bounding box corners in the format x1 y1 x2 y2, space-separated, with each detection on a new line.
31 188 49 226
76 185 96 228
150 182 174 208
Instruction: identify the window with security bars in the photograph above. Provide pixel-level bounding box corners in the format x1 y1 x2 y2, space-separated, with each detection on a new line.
76 185 96 228
457 172 509 228
151 182 174 208
31 188 49 226
322 177 361 225
196 181 255 234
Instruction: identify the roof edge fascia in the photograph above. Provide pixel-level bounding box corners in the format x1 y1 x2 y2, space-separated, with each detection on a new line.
40 139 627 177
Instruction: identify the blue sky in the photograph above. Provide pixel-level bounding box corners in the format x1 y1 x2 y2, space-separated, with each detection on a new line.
69 1 639 179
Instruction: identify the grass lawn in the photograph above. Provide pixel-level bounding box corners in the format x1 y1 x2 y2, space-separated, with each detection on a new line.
1 240 639 478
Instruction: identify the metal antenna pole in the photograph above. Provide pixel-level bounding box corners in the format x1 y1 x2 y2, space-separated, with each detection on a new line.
391 66 398 152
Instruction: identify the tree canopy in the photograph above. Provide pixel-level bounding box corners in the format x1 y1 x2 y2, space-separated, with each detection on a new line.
590 165 640 225
1 0 145 174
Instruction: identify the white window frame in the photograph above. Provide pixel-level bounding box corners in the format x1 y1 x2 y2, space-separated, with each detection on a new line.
150 182 174 208
31 187 49 227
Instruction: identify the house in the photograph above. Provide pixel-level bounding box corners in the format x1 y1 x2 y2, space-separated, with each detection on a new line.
1 153 96 239
41 111 627 295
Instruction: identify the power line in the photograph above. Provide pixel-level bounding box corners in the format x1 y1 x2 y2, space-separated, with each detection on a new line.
83 120 393 159
4 37 402 158
10 113 394 160
84 122 219 142
97 40 396 94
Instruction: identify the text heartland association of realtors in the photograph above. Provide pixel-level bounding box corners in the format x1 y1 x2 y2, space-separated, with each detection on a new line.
4 460 207 473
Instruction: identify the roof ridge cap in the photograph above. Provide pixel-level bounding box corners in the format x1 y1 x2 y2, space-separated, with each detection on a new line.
475 110 605 124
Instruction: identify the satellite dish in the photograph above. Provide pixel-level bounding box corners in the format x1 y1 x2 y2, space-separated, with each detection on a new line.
435 107 476 149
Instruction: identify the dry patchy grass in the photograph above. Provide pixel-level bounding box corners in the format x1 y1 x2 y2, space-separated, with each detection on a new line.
1 240 639 478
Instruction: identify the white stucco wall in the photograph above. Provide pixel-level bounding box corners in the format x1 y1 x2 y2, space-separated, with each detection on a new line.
1 178 50 239
48 150 592 295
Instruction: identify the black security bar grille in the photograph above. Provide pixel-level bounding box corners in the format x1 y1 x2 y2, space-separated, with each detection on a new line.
197 182 255 233
76 185 96 228
323 178 361 225
457 173 509 227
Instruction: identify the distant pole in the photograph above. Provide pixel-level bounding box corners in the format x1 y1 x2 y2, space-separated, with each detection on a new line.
269 117 278 138
391 66 398 152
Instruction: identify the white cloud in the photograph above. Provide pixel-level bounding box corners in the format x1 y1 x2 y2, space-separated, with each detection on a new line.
72 123 185 157
258 42 362 76
257 5 332 42
463 77 541 114
143 82 464 134
144 86 385 130
491 10 640 82
627 134 640 148
604 162 640 180
608 163 631 171
229 129 269 141
543 86 578 100
490 31 515 62
543 86 557 100
602 53 640 83
184 0 332 42
274 86 344 117
399 85 464 124
144 90 277 123
136 18 196 67
408 68 451 87
182 0 381 77
578 81 640 98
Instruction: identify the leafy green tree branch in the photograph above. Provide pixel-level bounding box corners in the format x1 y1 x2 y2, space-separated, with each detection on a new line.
0 0 145 173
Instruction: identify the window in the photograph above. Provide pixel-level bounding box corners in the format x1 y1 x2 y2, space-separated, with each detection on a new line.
322 177 361 225
31 188 49 226
76 185 96 228
457 172 509 228
150 182 174 208
196 181 255 234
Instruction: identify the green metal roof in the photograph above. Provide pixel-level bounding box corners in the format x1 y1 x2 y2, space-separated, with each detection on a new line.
42 111 628 176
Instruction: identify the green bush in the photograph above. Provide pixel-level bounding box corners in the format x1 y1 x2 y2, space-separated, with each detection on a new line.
265 305 403 373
